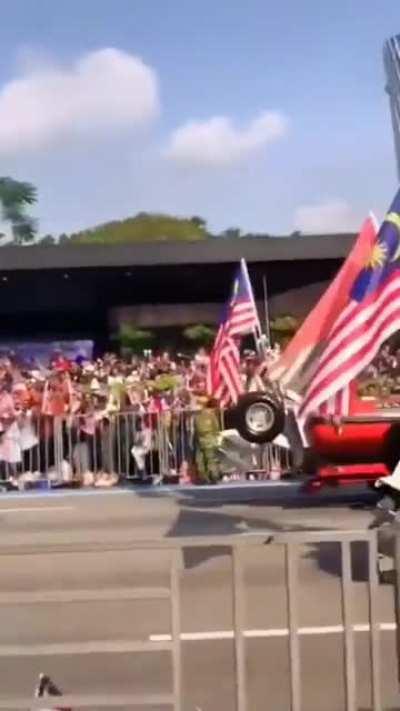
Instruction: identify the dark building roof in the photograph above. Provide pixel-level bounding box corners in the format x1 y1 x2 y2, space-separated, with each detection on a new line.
0 233 356 272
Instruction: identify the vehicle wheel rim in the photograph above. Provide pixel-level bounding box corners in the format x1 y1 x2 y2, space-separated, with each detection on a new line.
245 402 275 436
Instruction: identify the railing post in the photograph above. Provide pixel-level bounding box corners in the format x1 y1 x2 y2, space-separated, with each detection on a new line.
170 548 182 711
341 541 356 711
232 545 247 711
393 519 400 690
286 543 301 711
367 532 382 711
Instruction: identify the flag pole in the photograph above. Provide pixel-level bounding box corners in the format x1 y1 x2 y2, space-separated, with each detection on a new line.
262 274 271 348
240 258 264 356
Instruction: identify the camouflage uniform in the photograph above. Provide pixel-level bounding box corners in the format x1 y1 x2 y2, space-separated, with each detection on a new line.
194 406 220 483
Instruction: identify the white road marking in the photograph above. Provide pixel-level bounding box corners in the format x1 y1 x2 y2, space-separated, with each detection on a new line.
0 640 168 656
0 693 170 709
0 586 170 604
149 622 397 642
0 624 395 657
0 506 74 514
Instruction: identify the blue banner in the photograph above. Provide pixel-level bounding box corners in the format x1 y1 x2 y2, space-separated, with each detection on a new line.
0 340 94 367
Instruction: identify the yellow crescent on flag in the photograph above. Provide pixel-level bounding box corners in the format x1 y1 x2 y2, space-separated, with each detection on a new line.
386 212 400 262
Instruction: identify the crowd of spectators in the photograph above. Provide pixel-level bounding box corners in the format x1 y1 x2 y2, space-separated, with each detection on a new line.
0 344 281 490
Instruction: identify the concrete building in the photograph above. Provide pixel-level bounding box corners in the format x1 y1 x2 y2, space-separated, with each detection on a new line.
0 234 355 350
384 34 400 180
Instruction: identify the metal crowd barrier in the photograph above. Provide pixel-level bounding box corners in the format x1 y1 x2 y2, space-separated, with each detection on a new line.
0 529 387 710
0 410 292 487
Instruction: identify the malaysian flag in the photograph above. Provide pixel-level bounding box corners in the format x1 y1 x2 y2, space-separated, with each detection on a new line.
207 259 261 407
300 189 400 418
268 215 377 389
317 384 350 417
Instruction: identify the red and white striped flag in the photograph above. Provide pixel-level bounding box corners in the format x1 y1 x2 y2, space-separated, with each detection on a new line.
300 190 400 418
207 259 261 408
317 384 350 417
268 215 377 390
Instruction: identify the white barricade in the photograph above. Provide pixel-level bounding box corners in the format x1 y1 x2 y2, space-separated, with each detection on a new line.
0 410 292 488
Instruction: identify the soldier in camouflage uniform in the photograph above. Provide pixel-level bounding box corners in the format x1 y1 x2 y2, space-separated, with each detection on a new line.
194 397 221 484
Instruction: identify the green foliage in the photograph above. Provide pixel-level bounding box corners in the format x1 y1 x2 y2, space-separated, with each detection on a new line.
270 314 300 348
116 323 155 353
190 216 207 228
183 324 216 347
270 315 300 333
68 213 209 244
0 177 37 244
38 234 56 246
220 227 241 239
150 374 180 393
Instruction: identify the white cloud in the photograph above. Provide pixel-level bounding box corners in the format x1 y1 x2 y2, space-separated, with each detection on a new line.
164 111 288 166
0 48 159 153
0 219 12 243
293 199 362 233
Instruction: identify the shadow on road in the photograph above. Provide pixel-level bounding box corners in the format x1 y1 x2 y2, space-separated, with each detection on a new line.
164 505 340 572
166 504 332 538
304 540 370 582
133 482 379 580
135 481 377 512
164 504 386 586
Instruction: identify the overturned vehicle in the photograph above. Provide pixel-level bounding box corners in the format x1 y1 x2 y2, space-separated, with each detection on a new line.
219 385 400 490
217 388 303 479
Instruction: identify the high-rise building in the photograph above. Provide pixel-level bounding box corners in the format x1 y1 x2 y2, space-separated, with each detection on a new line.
384 35 400 180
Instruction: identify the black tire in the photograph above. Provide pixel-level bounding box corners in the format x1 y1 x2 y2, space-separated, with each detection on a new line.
231 392 285 444
384 423 400 470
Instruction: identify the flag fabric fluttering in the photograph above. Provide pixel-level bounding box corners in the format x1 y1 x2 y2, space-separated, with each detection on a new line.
318 383 350 417
269 214 378 391
300 189 400 418
207 259 261 407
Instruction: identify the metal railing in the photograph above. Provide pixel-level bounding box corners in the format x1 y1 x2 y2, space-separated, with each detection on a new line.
0 411 291 487
0 528 389 710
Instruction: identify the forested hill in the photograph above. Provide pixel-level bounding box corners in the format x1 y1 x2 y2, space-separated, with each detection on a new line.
57 213 209 244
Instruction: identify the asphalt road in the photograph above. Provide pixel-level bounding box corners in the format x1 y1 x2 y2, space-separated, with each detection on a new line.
0 483 399 710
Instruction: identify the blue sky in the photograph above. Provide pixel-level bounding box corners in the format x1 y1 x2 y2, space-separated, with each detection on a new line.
0 0 400 237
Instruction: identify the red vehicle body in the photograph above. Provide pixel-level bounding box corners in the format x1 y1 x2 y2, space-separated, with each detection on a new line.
305 390 400 490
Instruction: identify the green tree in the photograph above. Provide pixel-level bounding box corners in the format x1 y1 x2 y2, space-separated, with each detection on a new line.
0 177 37 244
183 324 216 348
220 227 241 239
114 323 155 354
270 315 300 348
69 213 209 244
190 216 207 228
39 234 56 246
